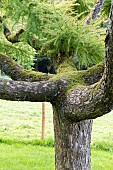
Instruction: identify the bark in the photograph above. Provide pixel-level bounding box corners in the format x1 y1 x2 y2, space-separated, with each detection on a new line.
104 1 113 88
0 78 67 102
0 45 112 170
0 53 104 83
53 102 92 170
1 1 113 170
83 62 104 85
0 54 111 120
0 53 52 81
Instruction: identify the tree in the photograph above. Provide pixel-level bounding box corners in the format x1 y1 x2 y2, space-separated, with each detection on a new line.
0 0 113 169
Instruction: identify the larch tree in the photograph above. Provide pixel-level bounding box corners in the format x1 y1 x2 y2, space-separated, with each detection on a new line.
0 0 113 169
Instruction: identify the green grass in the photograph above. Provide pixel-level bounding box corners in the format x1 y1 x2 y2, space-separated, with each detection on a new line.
0 143 54 170
91 149 113 170
91 112 113 169
0 100 54 142
91 111 113 151
0 99 113 169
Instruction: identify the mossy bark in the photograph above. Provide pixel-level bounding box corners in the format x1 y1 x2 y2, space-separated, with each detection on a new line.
0 53 52 81
0 52 112 170
0 78 67 102
1 2 113 170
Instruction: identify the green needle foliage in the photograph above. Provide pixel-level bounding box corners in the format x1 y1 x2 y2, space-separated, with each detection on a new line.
101 0 111 17
71 0 94 18
0 0 105 69
41 15 104 67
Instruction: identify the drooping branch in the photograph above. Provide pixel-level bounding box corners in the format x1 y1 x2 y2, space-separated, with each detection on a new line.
0 14 23 43
0 53 52 81
3 22 39 50
4 26 24 43
3 26 40 50
0 16 35 49
0 78 67 102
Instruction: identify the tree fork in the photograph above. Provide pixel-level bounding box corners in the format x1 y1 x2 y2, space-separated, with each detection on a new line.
1 1 113 169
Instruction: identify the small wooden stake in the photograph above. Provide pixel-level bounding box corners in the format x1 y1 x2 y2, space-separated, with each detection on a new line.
41 102 45 140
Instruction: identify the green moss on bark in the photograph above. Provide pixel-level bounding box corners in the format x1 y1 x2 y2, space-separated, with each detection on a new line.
0 53 53 81
51 61 104 93
51 62 86 92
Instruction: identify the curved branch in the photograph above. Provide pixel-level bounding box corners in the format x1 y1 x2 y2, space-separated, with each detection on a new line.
102 1 113 102
65 81 111 122
0 53 104 84
3 24 39 50
0 78 67 102
1 16 39 50
0 53 52 81
0 52 107 121
63 2 113 122
4 26 24 43
61 2 113 122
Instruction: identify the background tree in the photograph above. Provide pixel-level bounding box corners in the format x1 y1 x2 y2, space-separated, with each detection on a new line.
0 0 112 169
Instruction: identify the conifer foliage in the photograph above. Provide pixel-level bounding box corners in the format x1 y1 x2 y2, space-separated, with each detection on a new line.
0 0 105 69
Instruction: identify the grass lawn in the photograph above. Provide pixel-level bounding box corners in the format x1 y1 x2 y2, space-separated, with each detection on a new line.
91 149 113 170
0 143 54 170
0 100 54 142
0 99 113 169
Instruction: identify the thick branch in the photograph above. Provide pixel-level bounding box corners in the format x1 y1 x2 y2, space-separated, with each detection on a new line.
64 81 111 122
0 78 67 102
0 53 104 84
0 53 52 81
1 2 113 125
69 1 113 122
64 1 113 122
0 53 110 121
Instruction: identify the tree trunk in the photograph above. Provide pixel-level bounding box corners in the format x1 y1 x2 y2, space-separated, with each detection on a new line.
53 104 93 170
